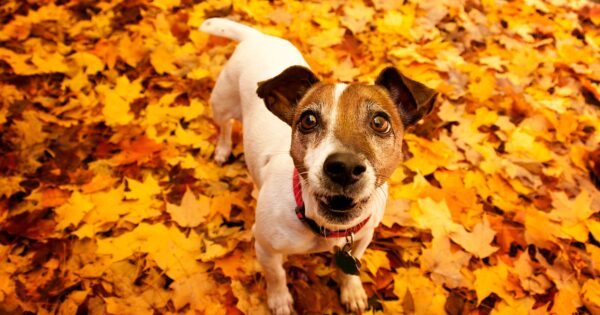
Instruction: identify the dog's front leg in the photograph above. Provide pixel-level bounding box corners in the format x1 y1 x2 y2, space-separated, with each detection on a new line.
339 232 373 313
256 241 293 315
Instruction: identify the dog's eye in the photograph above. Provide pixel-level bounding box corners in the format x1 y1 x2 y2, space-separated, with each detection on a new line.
299 113 318 131
370 115 391 134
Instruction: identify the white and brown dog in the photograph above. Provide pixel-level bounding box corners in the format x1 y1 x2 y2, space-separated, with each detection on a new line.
200 18 437 314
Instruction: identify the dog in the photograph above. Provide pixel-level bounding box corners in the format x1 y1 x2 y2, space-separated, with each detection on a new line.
200 18 437 314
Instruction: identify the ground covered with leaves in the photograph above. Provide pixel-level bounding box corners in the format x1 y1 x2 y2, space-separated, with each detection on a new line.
1 0 600 314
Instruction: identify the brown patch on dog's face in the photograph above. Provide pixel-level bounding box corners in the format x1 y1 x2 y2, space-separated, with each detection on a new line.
334 85 405 186
289 83 335 176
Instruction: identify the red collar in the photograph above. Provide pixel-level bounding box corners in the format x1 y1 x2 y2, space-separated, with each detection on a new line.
293 169 370 238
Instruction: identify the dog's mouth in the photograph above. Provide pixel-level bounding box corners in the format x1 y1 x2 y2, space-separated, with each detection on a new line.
318 195 357 212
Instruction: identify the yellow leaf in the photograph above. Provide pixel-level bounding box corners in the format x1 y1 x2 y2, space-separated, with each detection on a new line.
382 198 411 228
471 107 498 130
118 35 147 67
468 70 496 102
105 296 153 315
125 176 161 201
582 279 600 315
114 76 143 103
341 1 374 33
54 191 94 231
403 134 455 175
362 249 390 275
170 272 224 313
473 262 510 303
150 46 177 74
333 57 360 82
376 7 415 38
173 125 205 147
549 192 594 242
101 89 133 126
306 27 345 48
587 220 600 243
552 285 582 315
70 52 104 75
31 52 69 74
152 0 181 10
199 238 232 262
448 216 498 258
392 267 447 314
85 186 129 225
166 189 210 227
96 223 209 280
0 47 37 75
0 176 23 199
505 127 552 162
187 67 210 80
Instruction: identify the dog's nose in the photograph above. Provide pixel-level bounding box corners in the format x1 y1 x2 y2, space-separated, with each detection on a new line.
323 153 366 185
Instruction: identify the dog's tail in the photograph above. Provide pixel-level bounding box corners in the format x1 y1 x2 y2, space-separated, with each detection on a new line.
199 18 262 42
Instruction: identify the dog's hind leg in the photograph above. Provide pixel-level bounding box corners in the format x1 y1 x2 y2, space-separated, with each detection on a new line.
255 241 293 315
210 69 242 165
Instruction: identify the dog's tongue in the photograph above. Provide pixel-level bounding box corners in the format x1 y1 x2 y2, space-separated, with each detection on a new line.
328 195 355 211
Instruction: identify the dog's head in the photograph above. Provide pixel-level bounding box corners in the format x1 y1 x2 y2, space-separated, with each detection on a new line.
257 66 437 225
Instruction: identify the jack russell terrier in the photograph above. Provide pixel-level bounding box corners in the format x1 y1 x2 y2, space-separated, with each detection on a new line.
200 18 437 314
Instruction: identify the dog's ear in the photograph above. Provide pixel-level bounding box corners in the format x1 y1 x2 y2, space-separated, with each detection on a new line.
257 66 319 125
375 67 438 127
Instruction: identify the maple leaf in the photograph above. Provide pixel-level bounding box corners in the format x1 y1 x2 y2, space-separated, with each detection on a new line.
166 188 210 227
582 279 600 315
362 249 391 275
96 223 209 280
231 280 270 315
473 262 511 304
54 191 94 231
421 234 471 288
448 216 499 258
513 252 552 294
151 46 178 74
392 267 448 314
170 272 226 313
332 57 360 83
341 1 374 34
125 176 161 201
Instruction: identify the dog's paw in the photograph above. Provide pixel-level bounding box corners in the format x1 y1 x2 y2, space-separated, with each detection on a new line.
340 276 368 314
213 145 231 165
268 289 293 315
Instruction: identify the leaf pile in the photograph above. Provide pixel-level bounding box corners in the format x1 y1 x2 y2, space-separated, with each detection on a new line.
1 0 600 314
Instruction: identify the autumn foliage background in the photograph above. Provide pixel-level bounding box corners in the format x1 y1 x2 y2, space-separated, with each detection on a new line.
1 0 600 314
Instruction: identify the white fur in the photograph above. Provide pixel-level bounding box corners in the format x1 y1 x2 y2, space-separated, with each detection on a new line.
201 18 387 315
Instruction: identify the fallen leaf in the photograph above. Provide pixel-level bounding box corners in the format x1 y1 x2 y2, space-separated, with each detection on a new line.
166 188 210 227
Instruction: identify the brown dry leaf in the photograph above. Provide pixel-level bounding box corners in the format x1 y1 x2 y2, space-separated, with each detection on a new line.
421 234 471 288
170 272 226 313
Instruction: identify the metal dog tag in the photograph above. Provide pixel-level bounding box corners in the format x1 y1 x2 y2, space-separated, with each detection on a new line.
334 234 361 275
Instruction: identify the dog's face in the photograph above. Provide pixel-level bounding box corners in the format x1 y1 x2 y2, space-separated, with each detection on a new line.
257 66 437 224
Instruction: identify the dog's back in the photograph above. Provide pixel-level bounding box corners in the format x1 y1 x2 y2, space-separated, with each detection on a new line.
200 18 309 186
